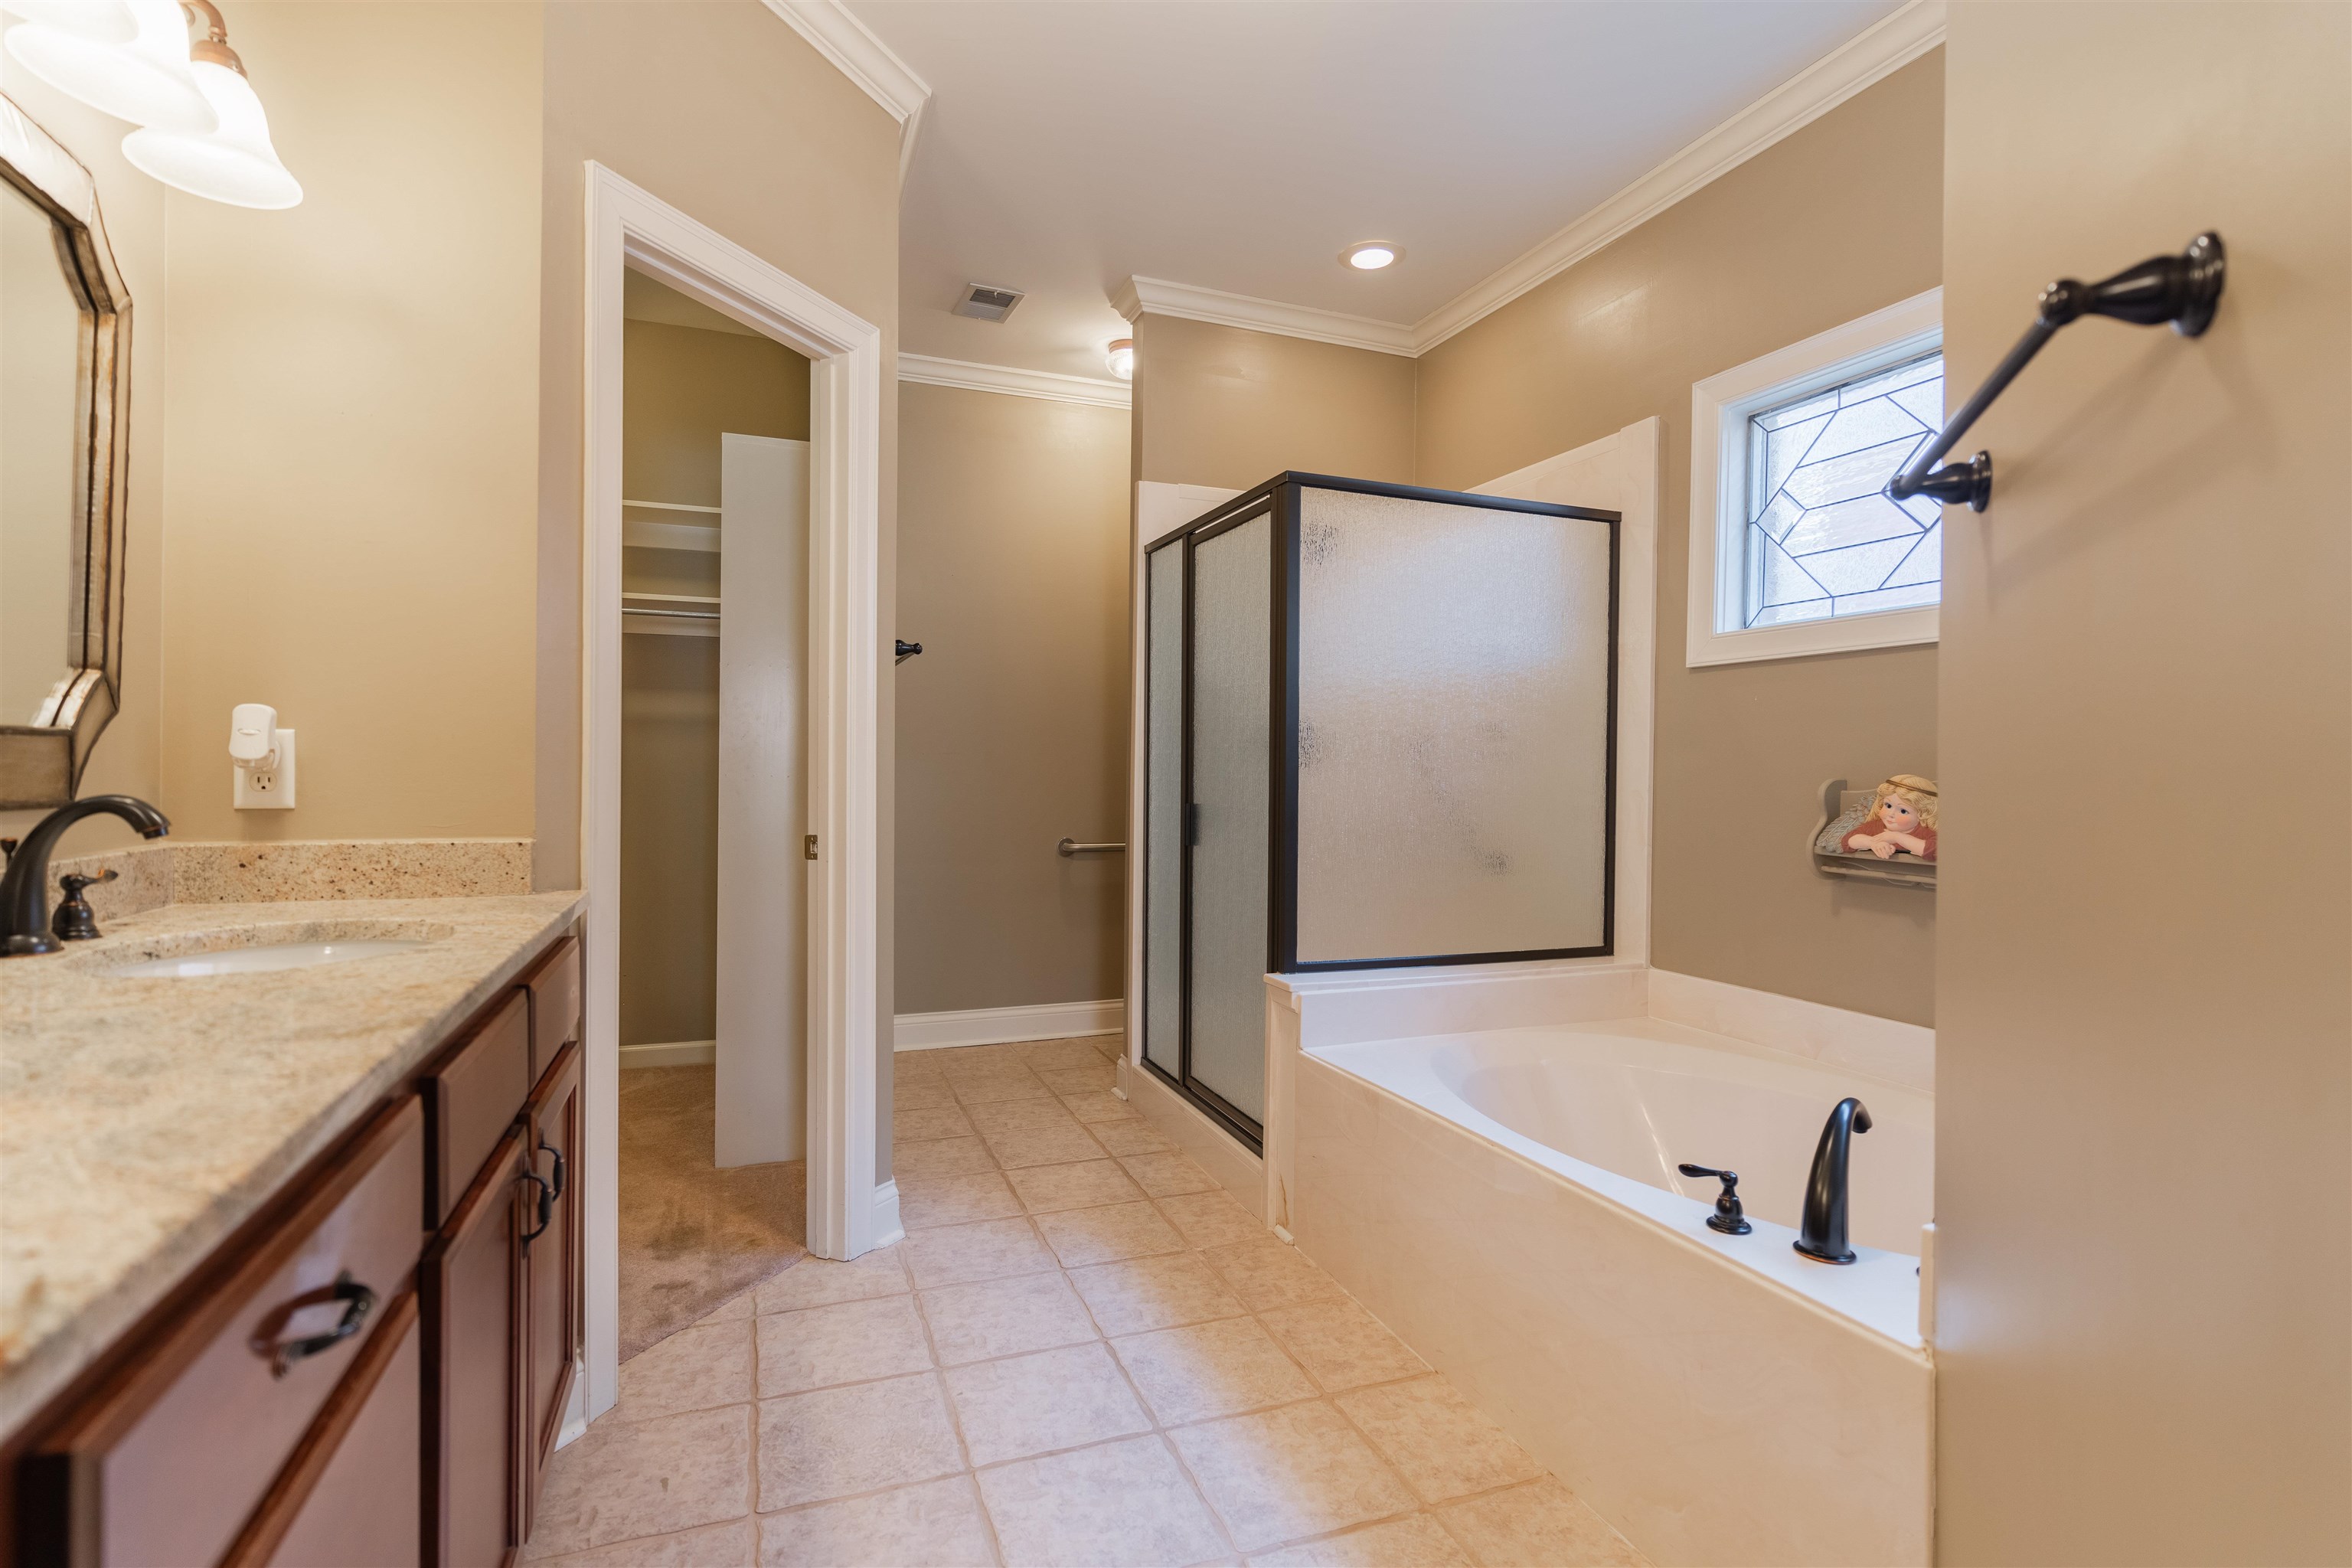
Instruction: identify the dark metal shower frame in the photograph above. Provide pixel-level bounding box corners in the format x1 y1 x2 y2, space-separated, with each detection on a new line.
1140 473 1624 1150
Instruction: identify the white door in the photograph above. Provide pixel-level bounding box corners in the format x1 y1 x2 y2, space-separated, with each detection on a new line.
714 433 808 1167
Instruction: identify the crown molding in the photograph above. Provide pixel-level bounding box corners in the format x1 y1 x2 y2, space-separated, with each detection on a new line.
1113 276 1416 358
899 353 1131 410
1410 0 1945 352
762 1 932 126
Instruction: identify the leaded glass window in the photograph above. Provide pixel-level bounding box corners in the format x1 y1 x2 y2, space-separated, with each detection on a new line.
1742 351 1944 629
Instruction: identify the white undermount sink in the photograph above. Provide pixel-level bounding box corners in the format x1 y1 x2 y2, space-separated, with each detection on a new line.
112 939 433 978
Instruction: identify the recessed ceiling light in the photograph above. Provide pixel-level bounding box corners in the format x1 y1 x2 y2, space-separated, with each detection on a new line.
1106 338 1134 381
1342 242 1401 271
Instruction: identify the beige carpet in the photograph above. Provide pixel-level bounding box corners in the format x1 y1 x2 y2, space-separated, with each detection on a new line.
619 1064 805 1359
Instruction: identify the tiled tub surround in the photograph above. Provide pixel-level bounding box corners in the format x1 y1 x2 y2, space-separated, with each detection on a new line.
0 887 583 1439
47 836 535 921
531 1035 1648 1567
1271 963 1935 1568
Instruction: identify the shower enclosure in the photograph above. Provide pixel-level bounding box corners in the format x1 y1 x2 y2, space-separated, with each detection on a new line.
1142 473 1622 1149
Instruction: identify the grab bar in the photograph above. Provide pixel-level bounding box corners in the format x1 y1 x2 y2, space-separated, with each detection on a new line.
1057 838 1125 857
1886 231 2223 513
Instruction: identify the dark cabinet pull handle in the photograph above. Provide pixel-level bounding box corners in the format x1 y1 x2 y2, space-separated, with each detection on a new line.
520 1169 554 1246
253 1272 376 1379
538 1137 566 1203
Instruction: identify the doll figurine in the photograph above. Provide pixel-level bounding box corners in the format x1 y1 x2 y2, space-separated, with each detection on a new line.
1844 774 1939 861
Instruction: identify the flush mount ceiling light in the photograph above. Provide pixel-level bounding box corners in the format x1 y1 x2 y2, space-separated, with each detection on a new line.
3 0 214 135
121 0 300 208
1106 338 1134 381
1341 241 1402 271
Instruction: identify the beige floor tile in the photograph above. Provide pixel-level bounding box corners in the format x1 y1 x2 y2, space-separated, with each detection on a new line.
1159 1190 1266 1248
919 1269 1099 1364
896 1103 977 1142
698 1289 757 1325
1112 1316 1318 1424
1246 1514 1472 1567
753 1248 909 1314
1037 1200 1188 1267
895 1136 1001 1179
614 1318 754 1423
1204 1236 1344 1312
964 1096 1084 1137
756 1476 995 1568
975 1435 1229 1568
1067 1253 1249 1336
536 1516 759 1567
1007 1158 1148 1214
1089 1118 1176 1156
942 1341 1154 1465
982 1119 1110 1169
1435 1478 1647 1566
1259 1298 1430 1393
1036 1063 1118 1093
1119 1151 1221 1197
1060 1090 1143 1124
1173 1401 1417 1553
1334 1380 1544 1505
939 1042 1034 1070
527 1403 753 1557
946 1067 1055 1105
756 1373 965 1510
893 1076 957 1111
899 1169 1025 1231
756 1295 934 1396
902 1216 1057 1287
1022 1039 1122 1072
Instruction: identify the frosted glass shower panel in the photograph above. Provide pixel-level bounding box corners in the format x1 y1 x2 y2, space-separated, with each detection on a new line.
1184 513 1272 1125
1295 487 1614 963
1143 544 1184 1077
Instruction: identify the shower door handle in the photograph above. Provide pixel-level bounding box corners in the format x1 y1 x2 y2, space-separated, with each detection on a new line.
1184 803 1200 846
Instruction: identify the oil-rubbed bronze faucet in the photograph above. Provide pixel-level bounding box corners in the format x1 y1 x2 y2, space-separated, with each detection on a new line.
0 795 169 956
1794 1097 1872 1264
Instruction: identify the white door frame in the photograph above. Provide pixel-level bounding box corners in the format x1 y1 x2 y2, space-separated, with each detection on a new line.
580 161 884 1421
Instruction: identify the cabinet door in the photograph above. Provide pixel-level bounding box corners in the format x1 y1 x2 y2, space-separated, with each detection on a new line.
422 1129 528 1568
521 1040 583 1531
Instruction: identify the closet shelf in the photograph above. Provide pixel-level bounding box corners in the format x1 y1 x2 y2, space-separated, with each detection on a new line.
623 497 721 514
624 518 720 554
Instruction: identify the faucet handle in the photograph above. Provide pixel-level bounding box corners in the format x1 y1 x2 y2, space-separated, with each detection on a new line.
51 867 116 943
1676 1163 1753 1236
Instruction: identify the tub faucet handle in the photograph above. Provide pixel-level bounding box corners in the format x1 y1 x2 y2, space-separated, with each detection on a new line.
1676 1163 1753 1236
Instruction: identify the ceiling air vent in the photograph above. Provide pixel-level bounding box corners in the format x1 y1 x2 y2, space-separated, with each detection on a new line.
952 283 1024 323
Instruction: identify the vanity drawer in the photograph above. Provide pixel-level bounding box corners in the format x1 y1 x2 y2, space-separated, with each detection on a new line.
522 935 580 1083
18 1097 425 1568
422 989 533 1227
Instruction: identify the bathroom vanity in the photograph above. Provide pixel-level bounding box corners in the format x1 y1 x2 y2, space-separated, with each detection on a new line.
0 879 586 1568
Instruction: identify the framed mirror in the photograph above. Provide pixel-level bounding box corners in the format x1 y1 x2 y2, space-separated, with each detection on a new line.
0 91 131 809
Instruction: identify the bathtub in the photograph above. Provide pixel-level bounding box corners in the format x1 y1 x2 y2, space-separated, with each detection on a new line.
1282 999 1933 1567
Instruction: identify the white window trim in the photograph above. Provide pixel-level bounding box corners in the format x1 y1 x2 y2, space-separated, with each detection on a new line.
1686 287 1943 667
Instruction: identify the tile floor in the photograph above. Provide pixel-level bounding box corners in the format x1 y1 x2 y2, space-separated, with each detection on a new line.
531 1034 1647 1567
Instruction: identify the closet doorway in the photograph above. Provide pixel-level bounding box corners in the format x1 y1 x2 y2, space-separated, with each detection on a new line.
615 267 811 1359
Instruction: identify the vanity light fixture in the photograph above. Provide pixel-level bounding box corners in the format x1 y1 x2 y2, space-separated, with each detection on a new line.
1341 241 1401 271
120 0 300 209
1106 338 1134 381
2 0 214 135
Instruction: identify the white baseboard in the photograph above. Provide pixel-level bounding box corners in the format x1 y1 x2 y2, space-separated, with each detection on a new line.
1648 969 1934 1093
871 1178 903 1250
619 1038 716 1069
893 999 1122 1051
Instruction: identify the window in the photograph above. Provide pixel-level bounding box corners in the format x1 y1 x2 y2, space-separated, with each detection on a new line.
1687 289 1943 666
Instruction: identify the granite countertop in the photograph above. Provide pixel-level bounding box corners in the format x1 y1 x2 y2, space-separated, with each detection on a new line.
0 888 583 1441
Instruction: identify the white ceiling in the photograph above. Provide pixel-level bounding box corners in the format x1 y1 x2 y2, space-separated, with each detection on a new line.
854 0 1907 382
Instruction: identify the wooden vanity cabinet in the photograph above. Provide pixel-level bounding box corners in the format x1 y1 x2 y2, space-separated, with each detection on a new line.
421 1129 530 1568
522 1041 583 1528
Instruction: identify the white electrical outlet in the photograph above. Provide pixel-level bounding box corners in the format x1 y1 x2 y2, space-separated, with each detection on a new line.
234 728 297 809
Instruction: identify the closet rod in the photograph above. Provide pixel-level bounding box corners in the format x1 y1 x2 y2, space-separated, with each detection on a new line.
622 605 719 621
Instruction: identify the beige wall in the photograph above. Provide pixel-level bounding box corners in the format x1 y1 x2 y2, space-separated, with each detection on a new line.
1132 314 1416 492
1934 6 2350 1561
1414 54 1945 1025
0 66 168 858
619 314 808 1049
534 0 902 1171
896 381 1130 1015
154 2 543 846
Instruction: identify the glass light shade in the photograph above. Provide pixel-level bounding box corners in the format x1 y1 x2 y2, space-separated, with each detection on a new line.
1343 242 1400 270
1106 338 1134 380
3 0 214 134
122 58 299 209
0 2 136 44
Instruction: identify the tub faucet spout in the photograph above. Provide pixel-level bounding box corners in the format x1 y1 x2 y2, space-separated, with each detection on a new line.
1794 1096 1872 1265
